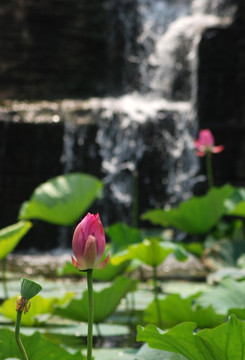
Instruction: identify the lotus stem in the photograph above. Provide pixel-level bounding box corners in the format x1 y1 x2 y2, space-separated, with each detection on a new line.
153 265 162 328
206 153 214 188
131 171 138 318
132 171 139 228
86 269 94 360
15 311 28 360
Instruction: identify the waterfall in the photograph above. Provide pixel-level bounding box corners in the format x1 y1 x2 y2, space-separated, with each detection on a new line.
93 0 234 216
136 0 192 94
0 0 237 247
93 96 195 217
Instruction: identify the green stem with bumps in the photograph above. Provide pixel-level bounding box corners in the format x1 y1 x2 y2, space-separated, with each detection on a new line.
15 311 28 360
87 269 94 360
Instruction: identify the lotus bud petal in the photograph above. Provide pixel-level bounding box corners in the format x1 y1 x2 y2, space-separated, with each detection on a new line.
72 213 109 271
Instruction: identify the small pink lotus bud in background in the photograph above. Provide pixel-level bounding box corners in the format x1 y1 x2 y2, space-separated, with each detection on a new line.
194 129 224 157
72 213 109 271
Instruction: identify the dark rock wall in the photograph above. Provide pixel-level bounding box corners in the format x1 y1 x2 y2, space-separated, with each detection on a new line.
197 2 245 189
0 117 64 249
0 0 137 99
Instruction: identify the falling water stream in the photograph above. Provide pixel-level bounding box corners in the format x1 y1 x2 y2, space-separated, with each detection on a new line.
89 0 235 215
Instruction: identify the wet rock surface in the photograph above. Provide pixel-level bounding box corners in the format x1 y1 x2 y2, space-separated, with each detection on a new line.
6 251 207 279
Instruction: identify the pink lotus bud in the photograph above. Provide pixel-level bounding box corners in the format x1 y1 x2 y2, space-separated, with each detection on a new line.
71 213 109 271
194 129 224 157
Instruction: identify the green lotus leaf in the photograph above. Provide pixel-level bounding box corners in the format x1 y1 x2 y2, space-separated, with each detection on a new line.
0 293 73 326
197 278 245 314
106 222 142 252
225 187 245 216
19 173 103 225
144 293 225 329
111 240 188 267
54 276 137 323
137 315 245 360
0 221 32 259
142 184 234 235
0 328 84 359
135 344 187 360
